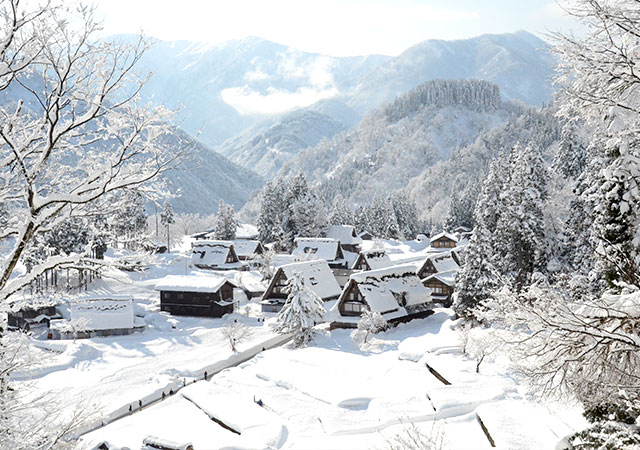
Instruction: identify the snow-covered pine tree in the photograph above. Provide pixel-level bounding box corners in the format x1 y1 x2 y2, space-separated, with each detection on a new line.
271 270 326 347
44 217 91 256
111 190 148 249
552 120 587 179
390 192 420 239
328 197 354 227
292 192 327 239
213 200 237 240
257 180 285 246
160 201 175 252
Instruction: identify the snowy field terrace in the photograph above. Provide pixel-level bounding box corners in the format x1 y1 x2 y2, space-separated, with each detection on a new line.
80 309 586 450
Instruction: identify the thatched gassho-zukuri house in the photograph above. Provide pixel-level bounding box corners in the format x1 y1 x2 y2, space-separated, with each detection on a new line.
429 231 458 249
190 240 244 270
326 225 363 253
352 249 393 271
232 240 265 261
155 275 236 317
416 251 460 279
329 265 434 328
291 237 347 268
422 271 456 307
260 259 341 313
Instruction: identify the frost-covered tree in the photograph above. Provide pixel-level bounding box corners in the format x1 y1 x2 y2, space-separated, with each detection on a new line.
257 179 285 245
0 2 182 302
44 217 91 256
352 310 388 346
390 192 420 239
160 201 175 251
221 322 252 352
328 197 354 226
271 270 325 347
552 120 586 179
213 200 237 240
111 190 148 250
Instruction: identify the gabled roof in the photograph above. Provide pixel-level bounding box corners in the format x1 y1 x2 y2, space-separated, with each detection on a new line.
418 251 460 275
232 240 264 258
155 275 236 293
423 270 458 286
265 259 342 301
292 238 343 262
327 225 362 246
430 231 459 243
69 298 134 331
341 265 432 320
190 240 241 268
352 249 393 270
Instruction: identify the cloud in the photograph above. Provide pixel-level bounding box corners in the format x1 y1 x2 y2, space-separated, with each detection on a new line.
221 84 339 115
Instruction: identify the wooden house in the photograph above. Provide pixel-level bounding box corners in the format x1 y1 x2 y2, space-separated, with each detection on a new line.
416 251 460 279
260 260 341 313
190 240 244 270
291 237 347 268
351 249 393 271
430 231 458 249
327 225 363 253
422 271 456 307
7 303 61 333
232 240 265 261
329 265 434 328
49 298 144 339
358 230 374 241
155 275 236 317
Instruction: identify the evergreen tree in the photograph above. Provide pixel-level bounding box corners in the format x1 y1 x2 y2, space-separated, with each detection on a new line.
271 271 326 347
328 197 354 226
44 217 91 256
160 201 175 251
390 192 420 239
213 200 237 240
552 120 587 179
111 190 148 249
257 180 285 246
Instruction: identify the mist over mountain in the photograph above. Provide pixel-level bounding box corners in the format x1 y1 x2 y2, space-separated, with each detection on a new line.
130 30 555 152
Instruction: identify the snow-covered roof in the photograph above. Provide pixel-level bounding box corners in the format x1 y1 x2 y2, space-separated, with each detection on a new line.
272 259 342 300
154 275 236 293
190 240 241 269
423 270 458 286
354 249 393 270
292 238 343 262
341 265 432 320
430 231 459 243
327 225 362 246
424 252 460 274
232 240 263 258
69 299 134 331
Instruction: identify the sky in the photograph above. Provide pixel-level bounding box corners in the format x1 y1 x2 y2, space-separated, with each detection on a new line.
90 0 582 57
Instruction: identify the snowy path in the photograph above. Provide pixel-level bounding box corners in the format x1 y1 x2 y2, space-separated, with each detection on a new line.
80 309 585 449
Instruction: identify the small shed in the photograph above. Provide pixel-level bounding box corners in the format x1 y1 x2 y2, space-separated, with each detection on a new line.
190 240 243 270
155 275 236 317
232 240 265 261
422 271 457 307
430 231 458 249
330 265 434 328
416 251 460 279
260 259 341 313
352 249 393 271
327 225 363 253
49 298 143 339
291 237 347 268
7 303 61 332
358 230 374 241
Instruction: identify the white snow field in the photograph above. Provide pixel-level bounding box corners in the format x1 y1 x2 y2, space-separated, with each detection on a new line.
80 309 585 450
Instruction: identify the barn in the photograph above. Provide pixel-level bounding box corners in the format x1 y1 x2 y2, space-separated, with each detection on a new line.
155 275 236 317
330 265 434 328
260 260 342 313
190 240 244 270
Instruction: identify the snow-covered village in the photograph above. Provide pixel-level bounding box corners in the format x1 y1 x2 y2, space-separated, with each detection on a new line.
1 1 640 449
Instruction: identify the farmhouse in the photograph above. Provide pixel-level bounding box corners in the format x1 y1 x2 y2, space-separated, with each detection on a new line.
260 260 341 313
232 240 265 261
326 225 363 253
352 249 393 271
49 298 143 339
422 271 456 307
291 237 347 268
155 275 236 317
430 231 458 249
416 251 460 279
330 265 434 328
190 240 243 270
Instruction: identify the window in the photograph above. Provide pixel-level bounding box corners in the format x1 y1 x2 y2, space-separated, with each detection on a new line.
344 302 365 313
